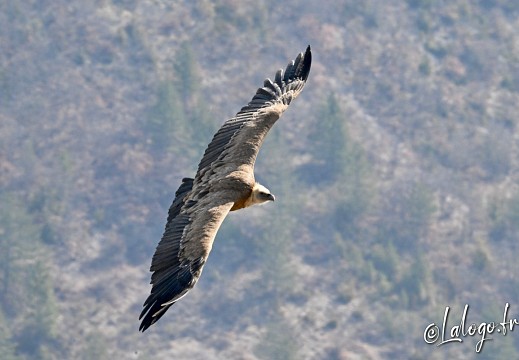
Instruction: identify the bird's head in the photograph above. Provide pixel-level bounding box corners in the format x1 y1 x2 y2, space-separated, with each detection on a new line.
251 183 275 205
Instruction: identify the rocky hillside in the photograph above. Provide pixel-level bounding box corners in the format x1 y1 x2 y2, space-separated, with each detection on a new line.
1 1 519 359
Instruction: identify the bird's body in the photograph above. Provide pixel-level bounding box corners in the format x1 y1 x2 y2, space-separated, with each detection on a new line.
140 46 312 332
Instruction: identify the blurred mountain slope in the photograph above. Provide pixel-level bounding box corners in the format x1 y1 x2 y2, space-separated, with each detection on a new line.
1 0 519 359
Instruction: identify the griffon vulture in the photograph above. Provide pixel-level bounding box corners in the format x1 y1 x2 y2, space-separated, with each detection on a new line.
139 46 312 331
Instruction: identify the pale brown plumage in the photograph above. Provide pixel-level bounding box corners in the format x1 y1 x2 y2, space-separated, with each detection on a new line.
139 46 312 331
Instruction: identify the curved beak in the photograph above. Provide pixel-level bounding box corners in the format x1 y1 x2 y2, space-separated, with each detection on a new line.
267 194 275 202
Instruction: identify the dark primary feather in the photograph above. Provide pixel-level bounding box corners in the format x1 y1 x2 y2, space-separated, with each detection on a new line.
139 255 204 331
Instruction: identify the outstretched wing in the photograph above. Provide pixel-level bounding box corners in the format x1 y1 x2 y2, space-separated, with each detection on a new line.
139 179 234 331
195 45 312 181
140 47 312 332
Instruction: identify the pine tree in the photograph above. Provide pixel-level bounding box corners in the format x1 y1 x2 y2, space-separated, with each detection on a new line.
0 193 40 310
0 193 58 358
0 311 21 360
308 93 348 181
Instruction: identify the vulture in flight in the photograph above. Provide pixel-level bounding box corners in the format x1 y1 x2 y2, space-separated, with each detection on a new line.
140 46 312 331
